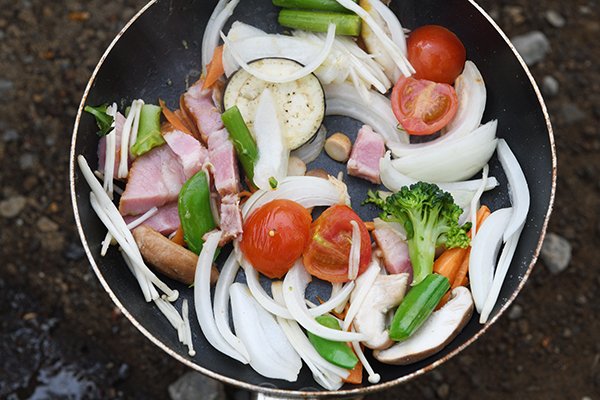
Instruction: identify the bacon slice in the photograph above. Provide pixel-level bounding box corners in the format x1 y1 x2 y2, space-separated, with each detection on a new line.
347 125 385 184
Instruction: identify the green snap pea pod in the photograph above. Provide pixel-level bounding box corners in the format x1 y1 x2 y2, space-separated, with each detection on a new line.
389 273 450 341
131 104 166 157
178 171 216 254
273 0 356 13
221 106 258 184
307 315 358 369
278 9 362 36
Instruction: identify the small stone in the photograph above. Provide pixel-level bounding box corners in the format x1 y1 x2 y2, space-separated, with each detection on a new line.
117 363 130 381
168 372 225 400
0 78 13 96
540 232 572 274
508 304 523 320
2 129 18 142
541 76 559 97
545 10 566 28
19 152 37 169
511 31 551 66
560 104 586 124
0 196 26 218
420 386 436 400
436 383 450 399
37 216 59 232
64 241 86 261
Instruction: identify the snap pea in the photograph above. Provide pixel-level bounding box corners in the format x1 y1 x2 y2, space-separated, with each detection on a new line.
307 315 358 369
131 104 166 157
278 9 361 36
389 273 450 341
221 106 258 184
178 171 216 254
272 0 356 13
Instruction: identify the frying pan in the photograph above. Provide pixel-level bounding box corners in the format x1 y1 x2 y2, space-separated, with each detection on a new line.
69 0 556 397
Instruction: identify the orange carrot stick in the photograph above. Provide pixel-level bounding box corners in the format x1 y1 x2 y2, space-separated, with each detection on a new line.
171 225 185 246
343 356 363 384
159 99 194 136
203 45 224 89
433 247 468 284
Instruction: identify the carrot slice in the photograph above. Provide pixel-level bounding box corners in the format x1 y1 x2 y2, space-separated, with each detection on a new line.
159 99 193 136
364 221 375 231
343 356 363 384
179 95 202 140
171 225 185 247
203 45 225 89
433 247 468 284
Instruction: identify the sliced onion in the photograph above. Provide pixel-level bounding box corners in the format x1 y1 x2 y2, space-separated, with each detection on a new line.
202 0 240 72
479 225 523 324
252 88 289 190
469 164 489 238
241 176 349 218
391 120 498 183
497 139 530 241
347 221 361 280
220 23 335 84
343 259 381 331
334 0 413 76
469 208 512 313
193 230 248 363
291 125 326 164
283 260 368 342
230 283 301 381
334 35 391 89
388 61 487 157
369 0 407 55
214 252 250 361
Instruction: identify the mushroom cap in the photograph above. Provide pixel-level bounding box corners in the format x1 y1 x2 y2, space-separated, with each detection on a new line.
373 286 474 365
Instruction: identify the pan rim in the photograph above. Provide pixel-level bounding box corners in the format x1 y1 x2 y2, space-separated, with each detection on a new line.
69 0 557 397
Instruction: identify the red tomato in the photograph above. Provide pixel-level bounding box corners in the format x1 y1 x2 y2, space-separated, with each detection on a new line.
391 76 458 136
407 25 466 84
240 200 312 279
303 205 371 283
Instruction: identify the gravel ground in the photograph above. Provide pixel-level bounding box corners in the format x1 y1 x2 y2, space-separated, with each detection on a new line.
0 0 598 399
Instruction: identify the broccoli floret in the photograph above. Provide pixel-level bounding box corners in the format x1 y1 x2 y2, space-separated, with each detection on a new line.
365 182 471 285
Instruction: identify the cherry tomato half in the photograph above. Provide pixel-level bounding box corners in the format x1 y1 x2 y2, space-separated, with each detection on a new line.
407 25 466 85
391 76 459 136
240 199 312 279
303 205 371 283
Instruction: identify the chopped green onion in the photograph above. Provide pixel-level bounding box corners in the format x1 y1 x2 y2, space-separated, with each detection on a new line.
278 9 361 36
268 177 278 189
84 104 114 136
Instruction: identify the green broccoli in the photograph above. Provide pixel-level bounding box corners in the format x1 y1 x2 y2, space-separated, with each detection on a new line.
365 182 471 285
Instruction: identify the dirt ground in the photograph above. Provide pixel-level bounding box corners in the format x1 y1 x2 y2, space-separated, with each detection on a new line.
0 0 598 399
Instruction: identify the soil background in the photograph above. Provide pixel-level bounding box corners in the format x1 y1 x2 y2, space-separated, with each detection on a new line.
0 0 598 399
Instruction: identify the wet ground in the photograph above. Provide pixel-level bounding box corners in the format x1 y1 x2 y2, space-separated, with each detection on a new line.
0 0 598 399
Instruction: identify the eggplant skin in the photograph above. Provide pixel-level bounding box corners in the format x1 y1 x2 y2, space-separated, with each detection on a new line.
223 58 325 150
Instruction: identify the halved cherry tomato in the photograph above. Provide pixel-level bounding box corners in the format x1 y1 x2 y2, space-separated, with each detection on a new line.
407 25 466 85
303 205 371 283
391 76 458 136
240 199 312 279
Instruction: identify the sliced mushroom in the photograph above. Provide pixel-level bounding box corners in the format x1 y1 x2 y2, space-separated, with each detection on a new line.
352 273 409 350
133 225 219 285
373 286 474 365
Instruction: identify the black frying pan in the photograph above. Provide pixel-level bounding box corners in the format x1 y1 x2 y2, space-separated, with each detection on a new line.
69 0 556 397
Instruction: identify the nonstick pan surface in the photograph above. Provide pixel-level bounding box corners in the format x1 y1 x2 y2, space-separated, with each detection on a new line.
70 0 556 397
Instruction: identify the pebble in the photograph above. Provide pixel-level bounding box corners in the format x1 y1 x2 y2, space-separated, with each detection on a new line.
511 31 551 66
64 241 86 261
2 129 18 142
545 10 566 28
0 196 26 218
19 152 37 169
436 383 450 399
541 75 559 97
540 232 572 274
560 104 586 124
168 372 225 400
508 304 523 320
37 216 59 232
0 78 14 96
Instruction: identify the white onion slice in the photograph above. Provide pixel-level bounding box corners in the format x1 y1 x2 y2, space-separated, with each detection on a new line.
241 176 349 218
291 125 326 164
369 0 407 55
469 208 512 313
193 230 248 364
479 225 523 324
347 221 361 280
252 88 289 190
202 0 240 72
283 260 368 342
334 0 413 76
221 23 336 84
214 252 250 361
469 164 489 238
497 139 530 241
230 283 301 381
343 259 381 331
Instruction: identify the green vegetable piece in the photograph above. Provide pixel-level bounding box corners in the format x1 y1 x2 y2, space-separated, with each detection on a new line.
84 104 114 136
364 182 471 285
307 315 359 369
268 177 278 189
131 104 166 157
178 171 217 254
273 0 357 13
221 106 259 183
278 9 361 36
389 273 450 341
